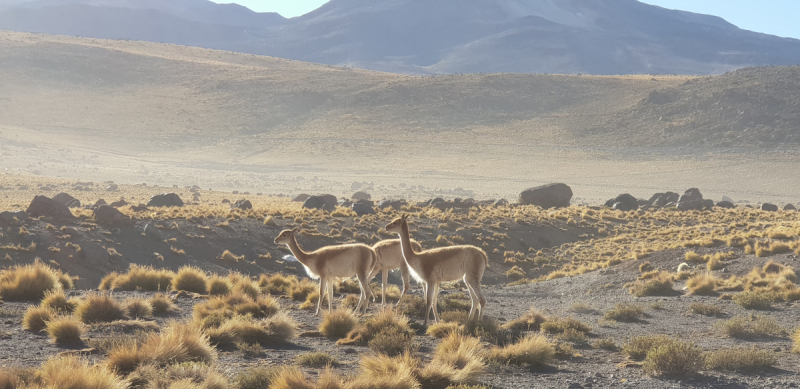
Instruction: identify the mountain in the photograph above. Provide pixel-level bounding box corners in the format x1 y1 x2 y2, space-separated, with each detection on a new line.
0 0 799 75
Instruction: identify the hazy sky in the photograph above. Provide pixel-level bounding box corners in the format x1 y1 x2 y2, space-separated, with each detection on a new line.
212 0 800 40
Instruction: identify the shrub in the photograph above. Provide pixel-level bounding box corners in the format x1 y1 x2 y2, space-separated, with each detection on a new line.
427 322 463 338
206 275 231 296
502 307 546 331
128 363 230 389
685 251 704 263
555 328 588 344
46 316 84 344
687 273 719 295
369 326 416 356
643 339 704 377
105 264 174 291
316 366 345 389
108 322 217 374
488 334 554 367
150 293 177 315
269 366 314 389
733 292 776 310
419 332 485 387
629 271 674 297
715 315 787 338
41 289 76 313
39 355 126 389
622 334 673 360
295 351 337 367
639 262 653 272
75 293 126 323
591 338 618 350
171 266 208 294
396 295 427 318
207 312 297 348
540 317 591 335
235 366 277 389
348 353 420 389
219 250 244 262
689 303 723 316
319 309 357 340
288 279 317 301
505 266 526 280
603 303 645 322
259 273 297 295
338 309 415 355
0 261 61 301
125 298 153 319
705 346 778 371
23 306 54 332
237 342 265 358
194 291 280 327
231 278 261 300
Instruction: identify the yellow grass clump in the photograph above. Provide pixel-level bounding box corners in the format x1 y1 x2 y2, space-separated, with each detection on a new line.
319 309 358 340
40 355 127 389
150 293 177 315
23 306 54 332
686 273 719 295
100 264 175 291
107 322 217 375
46 316 84 345
74 293 126 324
219 250 244 262
0 261 62 301
488 334 555 367
41 289 77 313
501 307 547 331
171 266 208 294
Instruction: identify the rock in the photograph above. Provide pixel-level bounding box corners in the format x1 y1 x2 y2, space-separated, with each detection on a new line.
38 186 53 191
79 242 110 267
52 193 78 207
350 182 362 190
494 198 509 207
351 191 371 201
292 194 310 202
302 195 337 212
518 183 573 208
701 199 715 210
65 199 81 208
26 196 74 219
144 223 164 241
418 198 446 207
105 184 119 192
352 200 376 215
783 203 796 211
648 192 679 206
716 201 735 209
131 204 148 212
377 199 407 211
94 205 130 226
677 200 703 211
232 199 253 210
679 188 703 203
761 203 778 212
604 194 638 211
221 199 230 204
337 199 353 207
110 199 128 208
147 193 184 207
637 199 651 207
0 210 29 223
95 199 108 207
721 196 734 203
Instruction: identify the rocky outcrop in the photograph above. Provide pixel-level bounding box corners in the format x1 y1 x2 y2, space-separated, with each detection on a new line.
518 183 572 209
144 223 164 241
716 201 735 209
352 191 372 201
110 199 128 208
303 195 337 212
377 199 407 211
26 196 75 219
784 203 797 211
761 203 778 212
292 194 311 202
52 193 79 208
604 194 638 211
94 205 131 226
147 193 184 207
232 199 253 210
352 200 376 215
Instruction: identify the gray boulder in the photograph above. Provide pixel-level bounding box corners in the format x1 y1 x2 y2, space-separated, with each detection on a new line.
147 193 184 207
232 199 253 210
784 203 797 211
761 203 778 212
0 211 29 223
352 200 376 215
494 199 509 207
106 184 119 192
292 194 311 202
303 195 337 212
679 188 703 203
605 194 638 211
52 193 78 207
701 199 715 210
377 199 407 210
26 196 74 219
94 205 130 226
110 199 128 208
144 223 164 241
518 183 573 208
716 201 735 209
352 191 371 201
677 200 704 211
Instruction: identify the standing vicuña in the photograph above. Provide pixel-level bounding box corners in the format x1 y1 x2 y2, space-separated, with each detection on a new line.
274 228 376 315
385 214 489 324
370 239 422 306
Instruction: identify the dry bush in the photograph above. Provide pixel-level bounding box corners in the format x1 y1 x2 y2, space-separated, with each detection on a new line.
259 273 298 295
603 303 646 322
219 250 244 262
206 275 231 296
705 346 778 371
732 291 776 310
501 307 546 331
639 262 653 272
715 314 787 338
555 328 588 344
103 264 175 291
687 272 719 295
337 309 414 354
642 339 704 377
108 322 217 375
125 298 153 319
75 293 126 323
319 309 357 340
288 278 317 301
622 334 673 360
194 290 280 328
688 303 723 317
427 322 463 338
127 362 230 389
295 351 337 367
23 306 54 332
504 266 526 280
235 366 277 389
46 316 84 344
41 289 76 313
335 278 362 294
396 295 427 318
629 271 675 297
419 332 485 387
685 251 704 264
540 317 591 335
39 355 126 389
348 353 420 389
591 338 618 350
231 278 261 300
0 261 61 301
150 293 177 315
369 326 417 356
488 334 554 367
171 266 208 294
316 366 346 389
268 366 314 389
207 312 297 348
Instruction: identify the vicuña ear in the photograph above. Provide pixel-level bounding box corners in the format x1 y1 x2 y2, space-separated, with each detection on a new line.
292 227 300 233
401 213 408 221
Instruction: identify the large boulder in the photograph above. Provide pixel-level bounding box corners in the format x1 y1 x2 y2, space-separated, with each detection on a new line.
144 223 164 241
292 194 311 203
518 183 573 209
761 203 778 212
494 198 510 207
147 193 184 207
605 194 638 211
352 200 376 216
26 196 74 219
52 193 79 207
649 192 680 207
783 203 796 211
232 199 253 211
679 188 703 203
94 205 130 226
716 201 735 209
110 199 128 208
352 191 372 201
677 200 704 211
303 195 337 212
0 211 29 224
377 199 407 211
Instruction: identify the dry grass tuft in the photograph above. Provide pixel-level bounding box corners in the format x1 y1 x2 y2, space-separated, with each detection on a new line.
642 339 704 377
259 273 298 295
107 322 217 375
603 303 646 322
0 261 62 301
235 366 277 389
732 291 776 310
591 338 618 351
206 275 232 296
705 346 778 371
793 328 800 354
501 307 546 331
288 278 317 301
488 334 554 367
103 264 174 291
540 317 591 335
219 250 244 262
629 271 674 297
687 273 719 295
125 298 153 319
319 309 357 340
295 351 337 368
688 303 723 316
622 334 674 360
427 322 463 338
171 266 208 294
150 293 177 315
348 353 420 389
75 293 126 323
715 314 787 339
41 289 76 313
419 332 485 387
46 316 84 344
268 366 314 389
23 305 54 332
39 355 127 389
337 309 414 356
207 312 298 348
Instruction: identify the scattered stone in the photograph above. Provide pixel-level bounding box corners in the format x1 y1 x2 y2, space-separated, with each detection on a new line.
0 210 29 223
343 348 357 354
677 200 703 211
761 203 778 212
352 200 376 215
110 199 128 208
377 199 407 211
716 201 735 209
26 196 74 219
51 193 78 207
232 199 253 210
494 198 509 207
784 203 796 211
144 223 164 241
94 205 130 226
605 194 638 211
130 204 148 212
701 199 715 210
350 182 362 190
105 184 119 192
221 199 230 204
351 191 371 201
292 193 311 202
147 193 184 207
518 183 573 208
679 188 703 203
302 195 337 212
95 199 108 207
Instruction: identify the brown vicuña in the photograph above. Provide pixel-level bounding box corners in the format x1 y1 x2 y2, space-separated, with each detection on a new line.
275 228 376 315
385 214 489 324
369 239 422 306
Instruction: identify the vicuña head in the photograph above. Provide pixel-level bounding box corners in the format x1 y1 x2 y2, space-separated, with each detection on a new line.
385 214 408 234
274 228 299 245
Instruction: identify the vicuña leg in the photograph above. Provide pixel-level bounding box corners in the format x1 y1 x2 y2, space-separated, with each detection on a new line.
431 283 441 323
381 269 389 305
424 282 436 325
315 278 327 316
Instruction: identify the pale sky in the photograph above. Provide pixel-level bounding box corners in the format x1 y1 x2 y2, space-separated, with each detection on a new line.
212 0 800 40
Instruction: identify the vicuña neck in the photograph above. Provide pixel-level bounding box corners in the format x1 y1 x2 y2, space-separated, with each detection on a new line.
286 236 311 264
397 221 417 261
